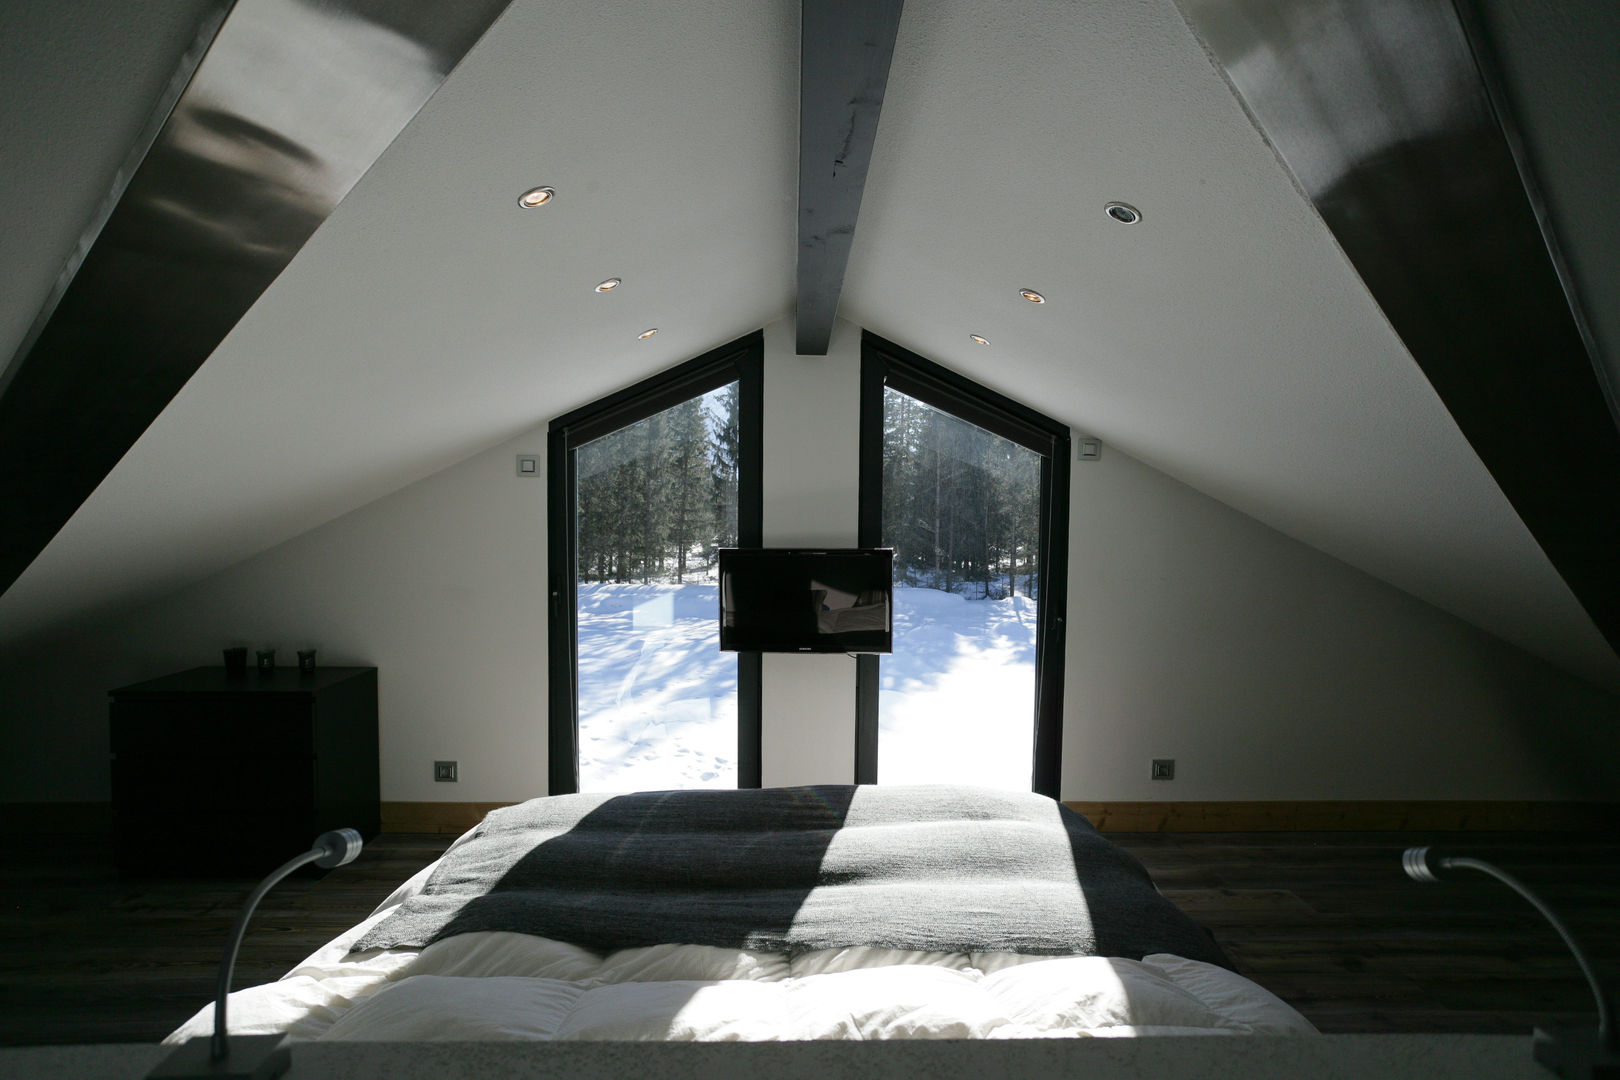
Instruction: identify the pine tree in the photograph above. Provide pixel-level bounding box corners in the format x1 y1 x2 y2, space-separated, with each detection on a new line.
710 382 741 556
879 387 1043 601
664 396 712 582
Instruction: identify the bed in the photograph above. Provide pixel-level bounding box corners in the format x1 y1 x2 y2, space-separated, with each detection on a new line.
165 785 1317 1042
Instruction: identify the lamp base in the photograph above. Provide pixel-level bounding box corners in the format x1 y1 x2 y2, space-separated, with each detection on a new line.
146 1034 290 1080
1534 1025 1620 1080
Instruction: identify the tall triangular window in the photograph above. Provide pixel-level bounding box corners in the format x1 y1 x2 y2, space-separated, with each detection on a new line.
857 333 1070 795
547 334 763 793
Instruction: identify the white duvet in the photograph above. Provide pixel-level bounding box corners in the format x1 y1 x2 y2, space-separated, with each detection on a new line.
167 846 1317 1044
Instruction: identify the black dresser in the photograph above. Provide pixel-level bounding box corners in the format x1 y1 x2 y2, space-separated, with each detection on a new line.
109 666 379 876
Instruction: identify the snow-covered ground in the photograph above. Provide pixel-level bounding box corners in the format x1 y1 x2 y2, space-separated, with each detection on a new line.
577 582 1037 792
875 586 1037 788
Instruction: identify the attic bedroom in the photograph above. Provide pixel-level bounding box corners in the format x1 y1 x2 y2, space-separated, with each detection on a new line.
1 0 1617 1075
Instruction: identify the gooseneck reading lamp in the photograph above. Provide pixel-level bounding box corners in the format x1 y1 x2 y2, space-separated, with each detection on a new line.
1403 846 1617 1079
149 829 363 1080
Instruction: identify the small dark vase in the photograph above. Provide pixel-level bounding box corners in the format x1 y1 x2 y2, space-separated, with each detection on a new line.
223 647 248 678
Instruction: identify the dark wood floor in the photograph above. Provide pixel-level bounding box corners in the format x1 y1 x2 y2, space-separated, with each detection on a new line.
1123 831 1619 1036
1 830 1615 1046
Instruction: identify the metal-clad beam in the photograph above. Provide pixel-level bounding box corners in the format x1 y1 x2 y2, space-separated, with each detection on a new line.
1177 0 1620 657
795 0 905 356
0 0 514 595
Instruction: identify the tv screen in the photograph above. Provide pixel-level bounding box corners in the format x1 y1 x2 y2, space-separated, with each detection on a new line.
718 548 893 654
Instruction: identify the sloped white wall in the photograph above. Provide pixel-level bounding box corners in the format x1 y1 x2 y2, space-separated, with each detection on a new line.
0 424 550 804
1062 450 1620 800
3 318 1617 806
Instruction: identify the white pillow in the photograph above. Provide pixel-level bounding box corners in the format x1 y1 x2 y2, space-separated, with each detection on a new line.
318 975 584 1041
1140 953 1318 1034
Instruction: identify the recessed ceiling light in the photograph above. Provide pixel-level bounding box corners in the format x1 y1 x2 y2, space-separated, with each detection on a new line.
638 328 659 340
595 278 621 293
518 186 555 208
1019 289 1046 304
970 334 990 346
1105 201 1141 224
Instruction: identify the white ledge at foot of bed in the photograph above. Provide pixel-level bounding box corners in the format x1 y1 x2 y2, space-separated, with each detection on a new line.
3 1035 1555 1080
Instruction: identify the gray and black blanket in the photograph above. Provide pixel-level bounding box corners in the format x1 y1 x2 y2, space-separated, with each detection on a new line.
352 784 1231 968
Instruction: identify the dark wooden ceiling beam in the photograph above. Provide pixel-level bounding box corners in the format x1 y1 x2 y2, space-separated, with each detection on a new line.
795 0 906 356
0 0 514 596
1176 0 1620 659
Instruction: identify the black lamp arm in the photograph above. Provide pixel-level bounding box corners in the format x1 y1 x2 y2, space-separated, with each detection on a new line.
211 850 313 1059
1440 855 1614 1055
211 829 363 1061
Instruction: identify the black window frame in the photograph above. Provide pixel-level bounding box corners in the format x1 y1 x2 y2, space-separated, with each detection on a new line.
547 331 764 795
856 331 1071 797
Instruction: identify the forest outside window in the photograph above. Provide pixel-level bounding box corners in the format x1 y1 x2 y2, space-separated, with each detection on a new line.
856 332 1070 796
547 333 763 794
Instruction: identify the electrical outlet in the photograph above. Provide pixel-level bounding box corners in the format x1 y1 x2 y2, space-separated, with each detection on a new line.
434 760 458 782
1151 758 1175 781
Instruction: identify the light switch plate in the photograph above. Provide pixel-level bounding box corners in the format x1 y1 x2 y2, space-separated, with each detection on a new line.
1151 758 1175 781
1077 437 1102 461
515 454 540 476
434 760 458 782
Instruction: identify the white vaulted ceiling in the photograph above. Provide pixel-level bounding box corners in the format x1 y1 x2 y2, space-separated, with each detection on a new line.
0 0 1616 689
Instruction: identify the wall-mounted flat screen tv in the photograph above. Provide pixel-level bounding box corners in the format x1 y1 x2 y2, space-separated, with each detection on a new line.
718 548 894 654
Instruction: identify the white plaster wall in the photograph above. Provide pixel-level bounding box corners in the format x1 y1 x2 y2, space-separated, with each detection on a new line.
758 318 861 787
3 317 1617 806
0 427 550 804
1061 449 1620 801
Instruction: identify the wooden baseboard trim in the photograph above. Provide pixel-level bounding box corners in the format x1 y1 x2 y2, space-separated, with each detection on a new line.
11 799 1610 837
380 801 516 834
6 801 114 835
1063 800 1619 832
376 798 1618 835
2 801 505 837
